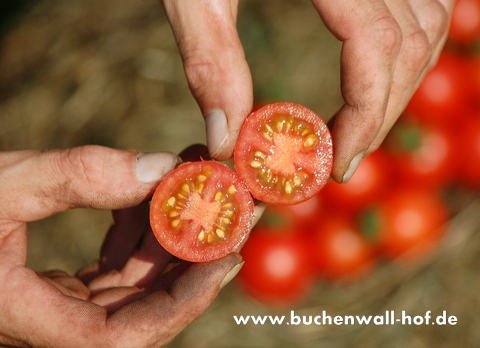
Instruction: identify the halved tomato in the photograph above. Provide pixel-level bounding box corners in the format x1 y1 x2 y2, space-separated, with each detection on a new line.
234 102 333 205
150 161 254 262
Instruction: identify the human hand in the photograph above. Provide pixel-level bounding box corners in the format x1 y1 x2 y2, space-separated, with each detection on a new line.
161 0 455 182
0 145 246 348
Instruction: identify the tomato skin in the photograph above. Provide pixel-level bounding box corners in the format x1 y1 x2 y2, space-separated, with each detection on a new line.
448 0 480 45
150 161 254 262
363 187 448 262
382 114 457 190
237 227 313 306
263 192 326 236
455 111 480 187
234 102 333 205
310 215 375 281
320 149 393 216
406 51 474 127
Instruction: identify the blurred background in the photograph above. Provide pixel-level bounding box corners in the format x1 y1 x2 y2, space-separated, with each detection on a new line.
1 0 480 347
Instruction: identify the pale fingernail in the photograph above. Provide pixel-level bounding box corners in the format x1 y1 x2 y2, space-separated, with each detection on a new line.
220 261 244 289
342 153 364 183
135 152 179 183
205 109 228 158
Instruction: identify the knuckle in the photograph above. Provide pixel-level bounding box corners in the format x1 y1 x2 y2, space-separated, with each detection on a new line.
182 51 217 100
403 28 432 69
60 145 109 196
425 1 450 38
371 14 403 58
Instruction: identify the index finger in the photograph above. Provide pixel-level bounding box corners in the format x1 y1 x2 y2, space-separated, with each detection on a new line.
311 0 402 182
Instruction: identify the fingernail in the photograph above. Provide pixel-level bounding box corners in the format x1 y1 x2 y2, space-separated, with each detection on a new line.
342 153 364 183
220 261 244 289
205 109 228 158
135 152 179 183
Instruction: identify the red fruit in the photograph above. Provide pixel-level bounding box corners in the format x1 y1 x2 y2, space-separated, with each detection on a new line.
150 161 254 262
234 102 333 205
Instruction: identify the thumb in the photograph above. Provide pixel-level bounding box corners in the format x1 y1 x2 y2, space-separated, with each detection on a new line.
162 0 253 160
0 145 179 222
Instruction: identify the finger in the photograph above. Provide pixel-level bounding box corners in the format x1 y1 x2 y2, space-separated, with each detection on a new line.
87 228 173 292
410 0 452 61
87 201 264 291
0 146 179 222
38 270 91 300
311 0 402 182
366 0 451 153
162 0 253 160
106 253 243 346
76 203 151 284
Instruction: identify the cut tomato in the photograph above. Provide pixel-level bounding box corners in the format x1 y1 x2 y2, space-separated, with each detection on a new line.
150 161 254 262
234 102 333 205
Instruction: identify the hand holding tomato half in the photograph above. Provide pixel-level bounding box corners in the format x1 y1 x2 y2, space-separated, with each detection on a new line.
0 145 248 348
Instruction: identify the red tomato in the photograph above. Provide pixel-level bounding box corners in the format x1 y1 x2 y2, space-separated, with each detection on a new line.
150 161 254 262
264 192 327 234
448 0 480 45
465 55 480 106
320 149 393 215
237 227 313 306
362 187 448 262
406 51 474 127
382 114 457 189
234 102 333 205
311 215 376 281
455 111 480 187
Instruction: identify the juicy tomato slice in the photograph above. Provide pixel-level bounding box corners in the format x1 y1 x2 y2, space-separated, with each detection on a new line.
234 102 333 205
150 161 254 262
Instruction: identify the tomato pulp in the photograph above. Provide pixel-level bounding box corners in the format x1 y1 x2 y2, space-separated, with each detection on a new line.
234 102 333 205
150 161 254 262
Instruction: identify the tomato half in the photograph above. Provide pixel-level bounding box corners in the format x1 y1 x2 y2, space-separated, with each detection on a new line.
310 215 376 281
237 226 313 306
234 102 333 205
150 161 254 262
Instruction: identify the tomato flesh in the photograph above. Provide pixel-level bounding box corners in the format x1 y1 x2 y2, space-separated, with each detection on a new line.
150 161 254 262
234 102 333 205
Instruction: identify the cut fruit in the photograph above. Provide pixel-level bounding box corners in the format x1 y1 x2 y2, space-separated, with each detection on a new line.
234 102 333 205
150 161 254 262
